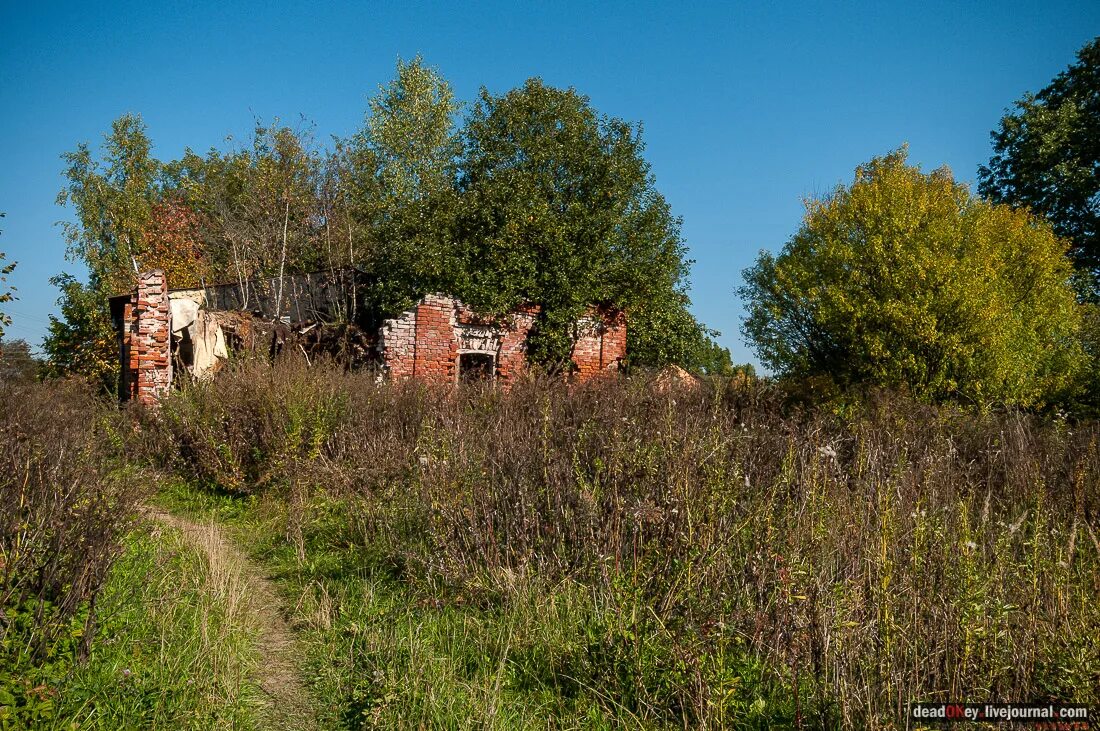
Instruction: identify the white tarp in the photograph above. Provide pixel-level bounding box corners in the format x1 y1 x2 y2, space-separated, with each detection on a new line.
170 298 199 334
189 311 228 380
169 296 228 380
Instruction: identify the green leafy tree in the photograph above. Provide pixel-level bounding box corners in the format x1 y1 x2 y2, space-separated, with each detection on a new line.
695 341 753 378
57 114 161 296
626 297 733 373
344 56 462 323
47 114 163 387
167 122 323 309
1078 303 1100 414
979 37 1100 290
0 213 14 339
456 78 710 369
43 274 118 393
741 149 1085 407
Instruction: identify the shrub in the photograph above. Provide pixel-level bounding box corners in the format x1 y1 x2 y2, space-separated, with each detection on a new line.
741 148 1086 407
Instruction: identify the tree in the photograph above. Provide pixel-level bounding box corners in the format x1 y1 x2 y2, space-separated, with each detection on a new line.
57 114 161 296
343 56 463 324
168 122 323 310
0 338 40 384
42 274 118 394
0 213 14 339
741 149 1085 407
626 296 733 373
1077 302 1100 414
48 114 163 388
455 78 712 369
143 196 207 289
978 37 1100 291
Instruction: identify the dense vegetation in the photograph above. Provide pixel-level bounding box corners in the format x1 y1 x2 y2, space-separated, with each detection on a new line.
979 37 1100 288
0 381 138 724
43 58 729 391
161 362 1096 726
741 149 1087 407
116 362 1100 726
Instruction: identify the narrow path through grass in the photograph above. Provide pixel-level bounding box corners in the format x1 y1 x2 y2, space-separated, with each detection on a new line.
145 508 317 731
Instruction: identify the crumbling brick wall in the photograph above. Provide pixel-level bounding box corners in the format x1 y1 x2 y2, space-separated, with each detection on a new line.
571 306 627 380
496 305 538 386
379 295 624 385
119 276 627 404
413 294 460 383
125 269 173 406
380 295 496 385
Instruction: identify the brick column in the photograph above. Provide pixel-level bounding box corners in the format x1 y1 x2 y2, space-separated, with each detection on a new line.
497 305 538 387
130 269 172 407
380 294 460 383
571 306 626 381
599 307 627 371
413 294 458 384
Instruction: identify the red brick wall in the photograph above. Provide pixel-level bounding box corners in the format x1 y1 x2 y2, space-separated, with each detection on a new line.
379 296 625 386
127 269 173 406
497 305 538 386
413 294 459 384
571 306 627 380
121 281 629 401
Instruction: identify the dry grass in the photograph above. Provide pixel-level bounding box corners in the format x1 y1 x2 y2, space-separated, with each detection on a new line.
147 508 316 731
148 359 1100 728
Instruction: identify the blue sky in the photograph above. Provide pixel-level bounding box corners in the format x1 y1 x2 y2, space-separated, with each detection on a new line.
1 1 1098 363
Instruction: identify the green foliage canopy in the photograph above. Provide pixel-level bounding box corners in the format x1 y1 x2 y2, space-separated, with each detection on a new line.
57 114 161 297
47 61 725 380
455 79 711 369
979 37 1100 288
43 273 118 394
344 56 463 324
46 115 162 388
741 149 1085 406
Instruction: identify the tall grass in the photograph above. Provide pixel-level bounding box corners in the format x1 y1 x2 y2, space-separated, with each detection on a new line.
0 380 142 725
150 359 1100 728
53 522 266 730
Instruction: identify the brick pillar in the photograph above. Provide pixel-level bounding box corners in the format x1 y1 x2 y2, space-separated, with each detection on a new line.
379 306 417 379
497 305 539 387
413 294 458 384
571 306 626 381
130 269 172 407
380 294 460 383
599 307 627 371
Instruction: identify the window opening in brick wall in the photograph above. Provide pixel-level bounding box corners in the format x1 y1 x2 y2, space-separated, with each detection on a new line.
458 352 495 384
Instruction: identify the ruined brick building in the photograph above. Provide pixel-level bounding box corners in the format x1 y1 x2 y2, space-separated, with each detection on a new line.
109 269 626 406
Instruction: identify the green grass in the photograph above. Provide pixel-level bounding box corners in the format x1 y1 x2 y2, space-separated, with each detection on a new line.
1 522 265 731
157 483 802 730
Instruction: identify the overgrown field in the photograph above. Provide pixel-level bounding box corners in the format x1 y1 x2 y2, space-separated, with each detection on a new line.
3 365 1099 729
150 361 1100 728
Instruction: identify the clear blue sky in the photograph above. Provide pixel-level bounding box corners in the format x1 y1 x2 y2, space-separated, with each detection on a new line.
2 1 1098 363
